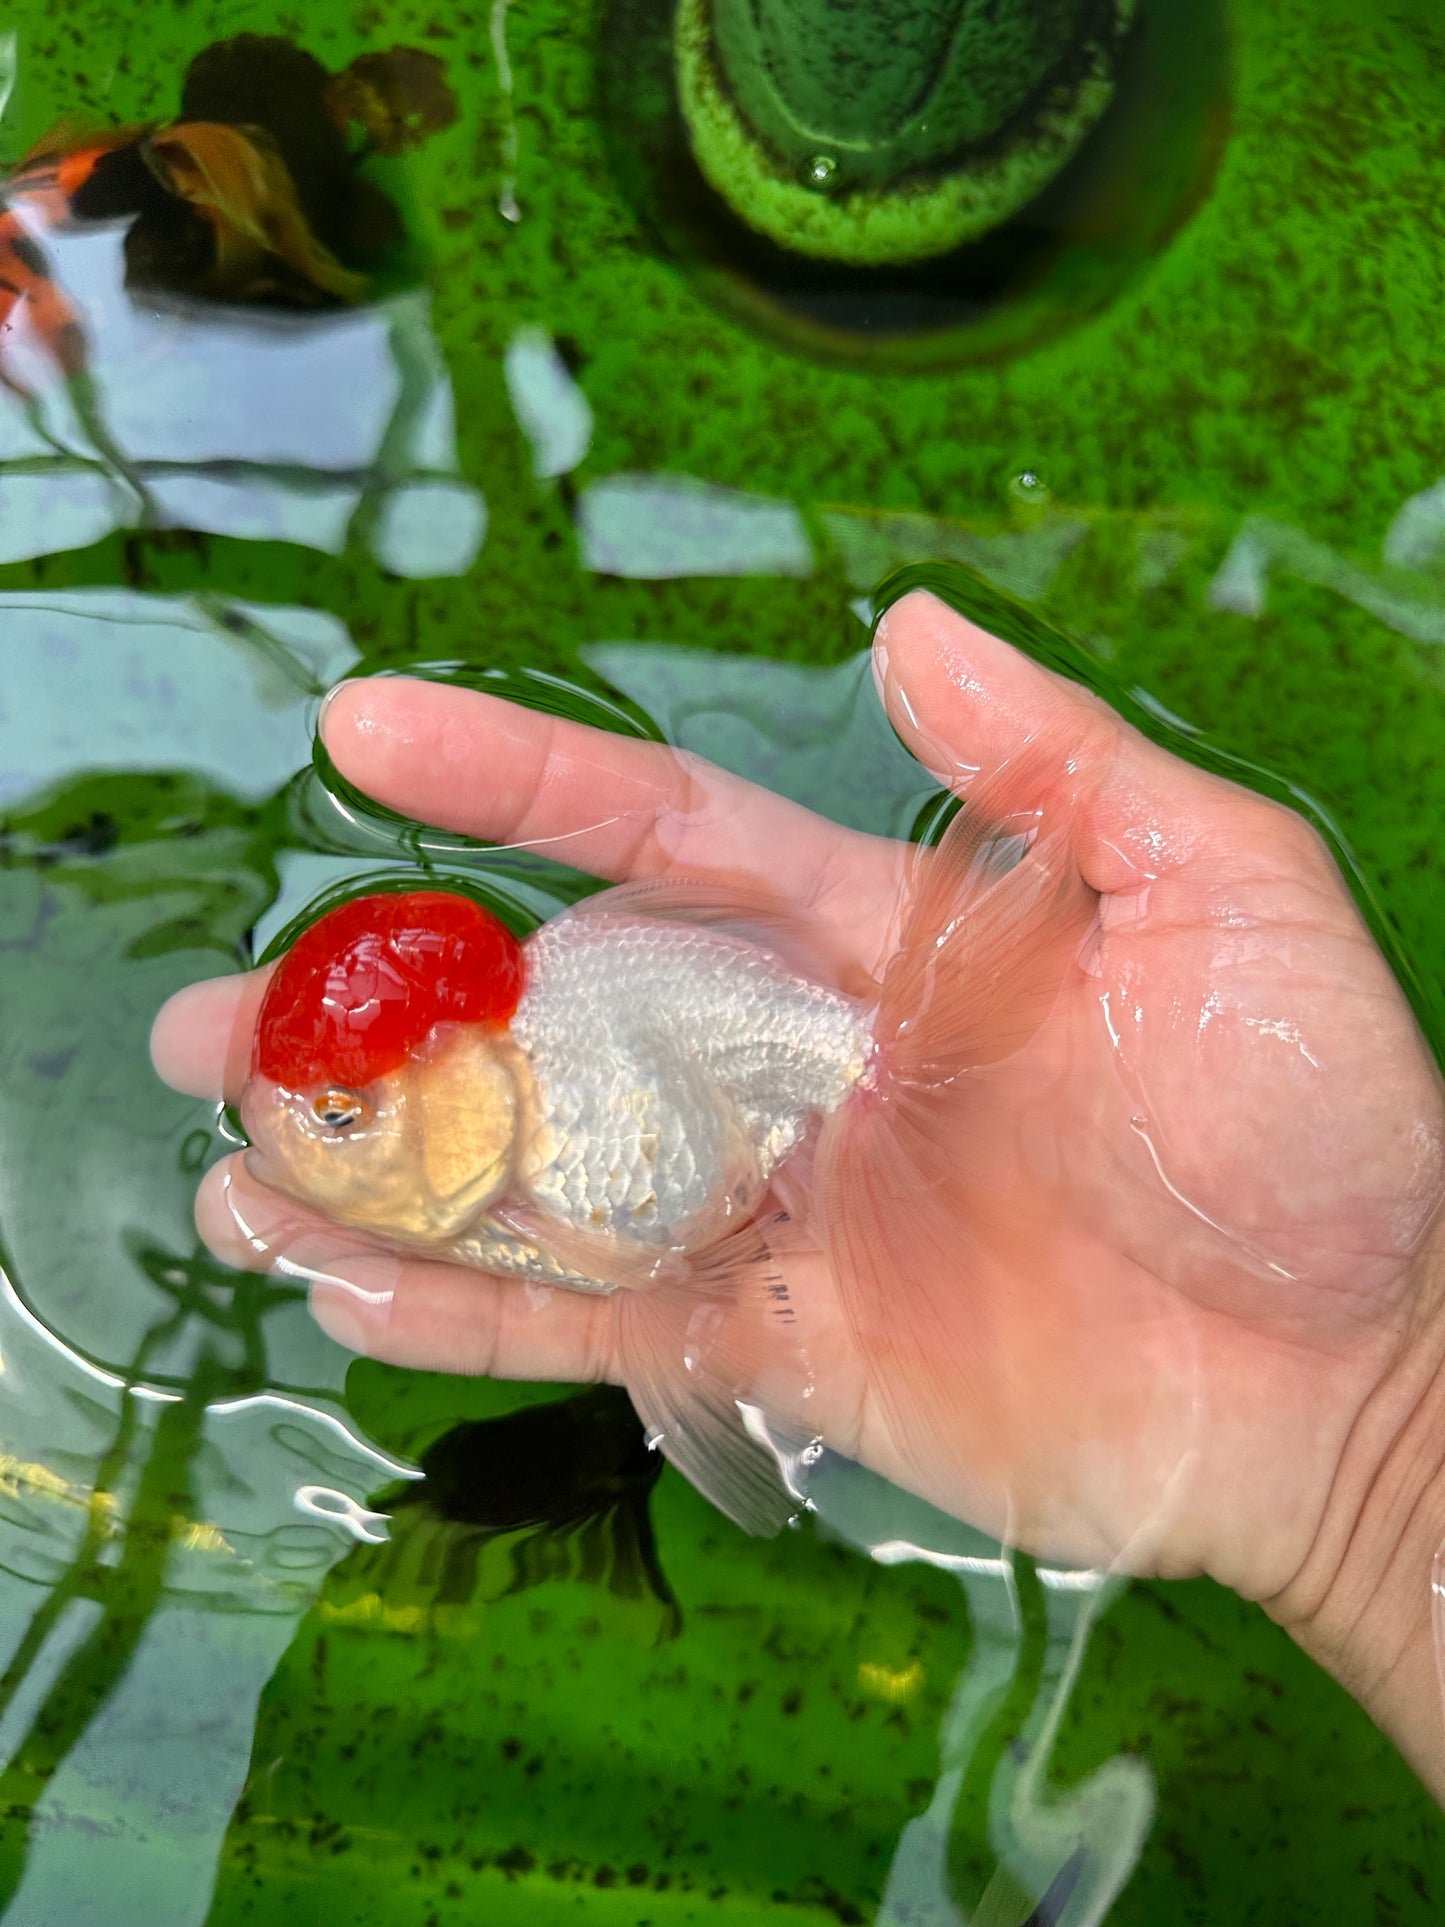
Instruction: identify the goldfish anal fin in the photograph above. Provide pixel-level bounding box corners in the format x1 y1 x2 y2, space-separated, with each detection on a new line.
614 1209 816 1538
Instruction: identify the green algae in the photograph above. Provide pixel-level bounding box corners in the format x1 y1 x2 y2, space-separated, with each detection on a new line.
672 0 1134 266
0 0 1443 1922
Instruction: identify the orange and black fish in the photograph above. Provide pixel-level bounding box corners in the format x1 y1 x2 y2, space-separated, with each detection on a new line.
0 35 456 386
0 125 142 386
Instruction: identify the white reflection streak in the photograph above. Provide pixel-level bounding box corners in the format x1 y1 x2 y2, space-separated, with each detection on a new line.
0 1261 135 1396
0 1252 415 1480
490 0 521 222
0 34 15 125
418 817 628 858
1128 1115 1298 1281
869 1538 1101 1593
316 782 628 861
294 1484 391 1542
210 1394 420 1483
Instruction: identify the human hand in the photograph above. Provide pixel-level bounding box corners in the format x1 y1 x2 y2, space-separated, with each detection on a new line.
152 589 1445 1789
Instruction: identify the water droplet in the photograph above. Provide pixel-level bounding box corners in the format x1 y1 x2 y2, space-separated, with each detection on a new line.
1010 469 1049 504
803 153 839 190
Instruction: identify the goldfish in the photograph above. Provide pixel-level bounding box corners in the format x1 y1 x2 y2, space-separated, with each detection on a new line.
241 753 1093 1532
0 35 456 389
0 126 143 386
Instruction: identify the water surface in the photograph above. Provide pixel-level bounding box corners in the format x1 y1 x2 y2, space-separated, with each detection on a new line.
1 2 1444 1922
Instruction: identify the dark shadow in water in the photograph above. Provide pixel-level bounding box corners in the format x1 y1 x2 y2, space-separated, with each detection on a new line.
333 1385 682 1639
1022 1846 1089 1927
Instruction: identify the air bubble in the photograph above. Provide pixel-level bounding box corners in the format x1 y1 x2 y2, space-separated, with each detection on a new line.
803 154 839 190
1010 469 1050 504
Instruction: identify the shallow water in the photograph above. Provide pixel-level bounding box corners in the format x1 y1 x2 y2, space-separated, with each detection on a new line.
1 1 1444 1921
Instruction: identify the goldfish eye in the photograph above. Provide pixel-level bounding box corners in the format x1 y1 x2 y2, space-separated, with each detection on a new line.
311 1090 369 1130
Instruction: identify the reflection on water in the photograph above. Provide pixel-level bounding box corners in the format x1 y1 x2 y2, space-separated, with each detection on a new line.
504 325 595 480
0 590 356 801
578 472 814 579
0 0 1444 1922
0 1245 414 1922
0 230 484 574
814 1462 1152 1927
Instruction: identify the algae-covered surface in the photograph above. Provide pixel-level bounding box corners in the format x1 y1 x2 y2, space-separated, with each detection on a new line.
0 0 1444 1921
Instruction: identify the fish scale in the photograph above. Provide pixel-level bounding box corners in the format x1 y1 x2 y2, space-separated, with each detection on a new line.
509 916 873 1250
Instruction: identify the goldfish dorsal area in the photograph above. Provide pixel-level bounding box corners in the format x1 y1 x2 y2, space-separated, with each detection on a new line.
508 911 873 1244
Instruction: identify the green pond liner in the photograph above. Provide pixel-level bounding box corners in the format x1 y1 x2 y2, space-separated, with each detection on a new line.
0 0 1441 1923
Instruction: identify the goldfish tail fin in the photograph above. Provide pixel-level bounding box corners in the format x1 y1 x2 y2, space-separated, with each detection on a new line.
813 730 1098 1490
143 123 369 306
873 726 1098 1083
613 1208 817 1537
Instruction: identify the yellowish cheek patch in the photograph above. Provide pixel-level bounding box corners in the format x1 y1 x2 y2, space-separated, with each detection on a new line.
418 1030 523 1213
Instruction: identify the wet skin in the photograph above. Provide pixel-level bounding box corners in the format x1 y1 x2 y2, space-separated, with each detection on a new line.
151 588 1445 1799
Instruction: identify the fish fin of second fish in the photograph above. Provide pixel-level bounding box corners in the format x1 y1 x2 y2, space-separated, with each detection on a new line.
142 123 368 304
813 728 1099 1489
613 1207 816 1537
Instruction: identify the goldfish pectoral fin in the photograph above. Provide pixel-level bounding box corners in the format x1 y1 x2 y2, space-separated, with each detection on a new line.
613 1216 816 1538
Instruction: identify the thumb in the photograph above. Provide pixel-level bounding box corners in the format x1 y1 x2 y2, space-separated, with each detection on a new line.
873 588 1300 898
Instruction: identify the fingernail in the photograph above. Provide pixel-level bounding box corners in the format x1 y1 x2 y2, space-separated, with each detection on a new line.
870 626 891 710
310 1276 392 1354
305 1254 399 1355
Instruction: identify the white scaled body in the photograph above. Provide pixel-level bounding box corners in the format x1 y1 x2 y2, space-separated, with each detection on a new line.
461 917 874 1289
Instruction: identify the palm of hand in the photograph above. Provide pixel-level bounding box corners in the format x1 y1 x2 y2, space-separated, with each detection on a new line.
839 785 1441 1594
151 593 1444 1602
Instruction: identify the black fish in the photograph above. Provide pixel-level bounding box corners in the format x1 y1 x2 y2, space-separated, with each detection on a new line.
326 1386 682 1641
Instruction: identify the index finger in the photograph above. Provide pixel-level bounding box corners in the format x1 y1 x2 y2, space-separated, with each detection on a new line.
153 676 912 1105
322 677 905 945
